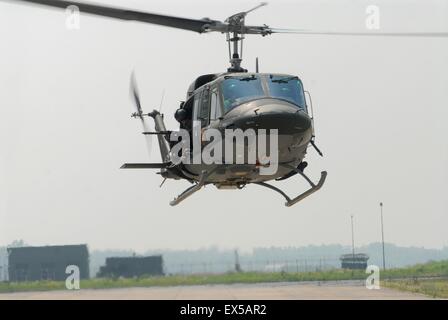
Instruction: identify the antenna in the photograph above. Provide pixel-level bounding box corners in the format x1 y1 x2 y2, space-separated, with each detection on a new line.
351 214 355 258
234 249 242 272
380 202 386 270
255 57 259 73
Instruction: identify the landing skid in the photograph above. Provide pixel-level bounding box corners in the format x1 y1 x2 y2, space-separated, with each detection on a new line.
169 168 327 207
253 170 327 207
169 171 209 206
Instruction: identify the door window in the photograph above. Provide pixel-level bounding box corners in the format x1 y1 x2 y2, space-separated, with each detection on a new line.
210 88 222 121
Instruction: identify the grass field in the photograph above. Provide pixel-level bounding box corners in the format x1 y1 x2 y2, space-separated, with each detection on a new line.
383 279 448 299
379 260 448 299
381 260 448 279
0 270 367 293
1 260 447 295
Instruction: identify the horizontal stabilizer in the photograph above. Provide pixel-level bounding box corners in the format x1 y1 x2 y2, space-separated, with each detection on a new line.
120 163 169 169
142 131 172 135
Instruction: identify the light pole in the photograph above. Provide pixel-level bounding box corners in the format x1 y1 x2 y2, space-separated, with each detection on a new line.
380 202 386 270
351 214 355 259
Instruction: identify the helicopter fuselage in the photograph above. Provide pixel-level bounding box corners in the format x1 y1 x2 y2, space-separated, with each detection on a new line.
164 72 314 188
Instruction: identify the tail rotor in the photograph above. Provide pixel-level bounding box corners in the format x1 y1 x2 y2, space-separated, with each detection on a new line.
130 71 152 158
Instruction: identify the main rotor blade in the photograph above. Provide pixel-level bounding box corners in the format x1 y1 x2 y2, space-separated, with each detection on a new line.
8 0 216 33
226 2 267 24
244 2 268 15
269 28 448 37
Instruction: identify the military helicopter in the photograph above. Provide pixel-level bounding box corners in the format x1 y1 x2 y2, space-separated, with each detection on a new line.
7 0 448 206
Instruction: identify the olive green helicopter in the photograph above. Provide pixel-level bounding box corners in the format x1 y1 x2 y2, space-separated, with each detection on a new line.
6 0 447 206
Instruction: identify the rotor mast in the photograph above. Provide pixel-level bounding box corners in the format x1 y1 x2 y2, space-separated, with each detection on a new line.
227 32 245 72
224 2 267 72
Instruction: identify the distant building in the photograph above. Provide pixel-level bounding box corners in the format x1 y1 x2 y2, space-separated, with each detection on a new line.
8 245 89 282
340 253 369 270
97 255 164 278
0 247 7 282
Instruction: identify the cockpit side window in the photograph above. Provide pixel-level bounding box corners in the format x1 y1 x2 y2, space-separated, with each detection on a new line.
210 87 222 121
199 89 210 127
268 75 306 108
192 89 211 128
192 91 201 128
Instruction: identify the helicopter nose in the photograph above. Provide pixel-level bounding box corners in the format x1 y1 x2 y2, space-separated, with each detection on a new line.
226 99 312 135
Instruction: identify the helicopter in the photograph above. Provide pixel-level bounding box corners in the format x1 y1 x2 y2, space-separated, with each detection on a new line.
6 0 448 206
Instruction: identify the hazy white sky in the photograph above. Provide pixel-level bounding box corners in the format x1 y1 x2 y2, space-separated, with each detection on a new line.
0 0 447 252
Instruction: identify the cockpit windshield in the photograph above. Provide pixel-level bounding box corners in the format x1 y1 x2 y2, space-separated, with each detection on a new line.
268 76 306 108
220 75 264 112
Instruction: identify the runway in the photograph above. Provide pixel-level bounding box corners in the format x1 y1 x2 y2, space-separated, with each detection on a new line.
0 280 430 300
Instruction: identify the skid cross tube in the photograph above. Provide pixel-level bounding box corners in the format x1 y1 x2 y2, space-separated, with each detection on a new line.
253 171 327 207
